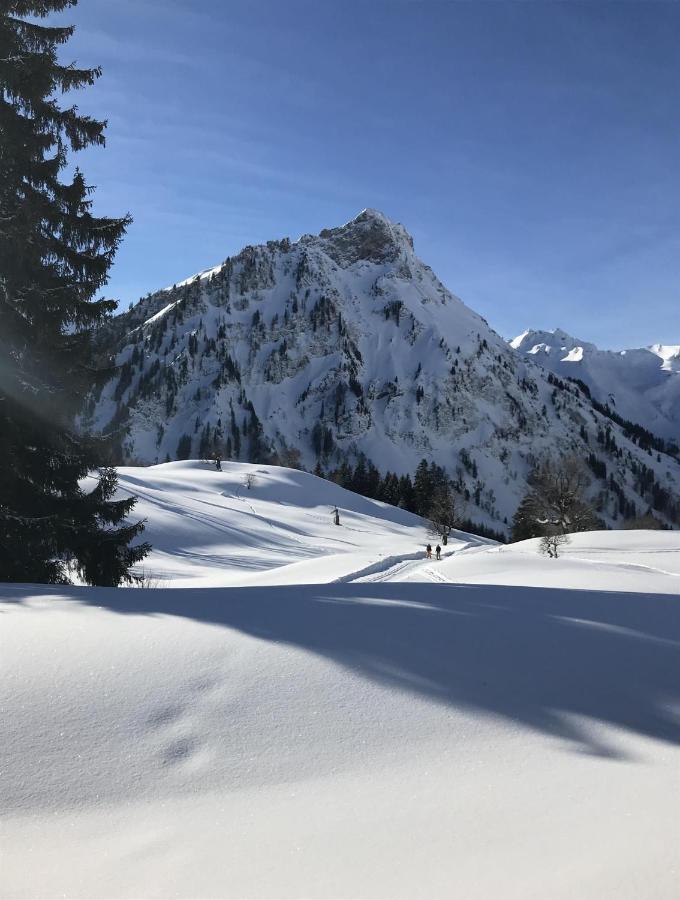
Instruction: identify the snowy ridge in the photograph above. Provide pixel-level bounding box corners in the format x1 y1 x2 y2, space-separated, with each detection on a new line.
88 211 680 532
511 327 680 439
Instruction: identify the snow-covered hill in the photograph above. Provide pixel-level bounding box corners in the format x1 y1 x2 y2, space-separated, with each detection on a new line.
88 210 680 531
511 327 680 441
111 460 678 592
2 465 679 898
107 460 490 588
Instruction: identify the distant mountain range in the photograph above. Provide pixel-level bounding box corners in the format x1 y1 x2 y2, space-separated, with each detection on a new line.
88 209 679 532
511 328 679 441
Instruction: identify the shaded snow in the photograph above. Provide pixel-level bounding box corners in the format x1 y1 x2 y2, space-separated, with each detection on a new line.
2 466 679 899
2 580 679 897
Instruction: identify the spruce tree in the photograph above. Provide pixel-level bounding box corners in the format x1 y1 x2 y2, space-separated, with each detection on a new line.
0 1 150 585
413 459 433 516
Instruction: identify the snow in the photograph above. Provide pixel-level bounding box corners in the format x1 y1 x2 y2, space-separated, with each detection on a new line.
161 263 224 295
649 343 680 372
2 463 679 899
107 461 679 593
563 345 584 362
108 460 477 587
511 327 680 439
142 299 178 325
422 529 680 593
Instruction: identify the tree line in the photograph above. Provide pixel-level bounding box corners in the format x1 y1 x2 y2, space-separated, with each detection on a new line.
315 457 506 543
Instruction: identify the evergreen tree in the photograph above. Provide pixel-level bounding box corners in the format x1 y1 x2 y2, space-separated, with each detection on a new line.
176 434 192 460
379 472 401 507
398 474 416 511
351 456 369 495
413 459 433 516
0 1 149 584
365 460 381 499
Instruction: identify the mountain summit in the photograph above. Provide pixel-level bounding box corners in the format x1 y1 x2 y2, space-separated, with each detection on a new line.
315 208 415 265
89 212 679 533
511 328 680 440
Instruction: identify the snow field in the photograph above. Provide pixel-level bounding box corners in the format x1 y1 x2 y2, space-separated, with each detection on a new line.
111 461 679 592
110 460 478 587
2 461 679 898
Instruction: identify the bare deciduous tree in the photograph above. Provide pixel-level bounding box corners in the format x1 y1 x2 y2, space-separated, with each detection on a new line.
539 533 570 558
512 455 601 541
428 484 465 545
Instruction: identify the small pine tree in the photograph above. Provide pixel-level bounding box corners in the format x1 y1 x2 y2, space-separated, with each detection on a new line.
413 459 433 516
176 434 192 460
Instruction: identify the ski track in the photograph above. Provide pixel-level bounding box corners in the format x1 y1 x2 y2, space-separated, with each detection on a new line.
337 549 467 584
333 551 426 584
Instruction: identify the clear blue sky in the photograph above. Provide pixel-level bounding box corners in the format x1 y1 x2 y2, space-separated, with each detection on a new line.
56 0 678 348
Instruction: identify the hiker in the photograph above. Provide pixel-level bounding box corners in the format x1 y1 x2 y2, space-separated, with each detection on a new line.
213 453 222 471
436 544 441 560
333 506 340 526
426 543 432 559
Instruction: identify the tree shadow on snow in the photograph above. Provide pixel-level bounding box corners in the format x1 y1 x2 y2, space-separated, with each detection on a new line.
7 581 680 758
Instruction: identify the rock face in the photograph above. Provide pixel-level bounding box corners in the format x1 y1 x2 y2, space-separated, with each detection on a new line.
88 210 679 532
511 329 680 441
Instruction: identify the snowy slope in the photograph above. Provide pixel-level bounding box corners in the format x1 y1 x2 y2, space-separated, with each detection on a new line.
3 464 679 898
87 210 680 533
399 528 680 594
109 461 678 593
511 328 680 441
109 460 486 587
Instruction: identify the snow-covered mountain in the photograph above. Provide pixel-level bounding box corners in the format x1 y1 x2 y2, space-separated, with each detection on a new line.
89 209 679 531
511 328 680 441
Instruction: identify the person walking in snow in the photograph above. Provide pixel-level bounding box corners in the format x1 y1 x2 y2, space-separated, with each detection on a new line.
435 544 441 560
333 507 340 526
213 452 222 471
426 544 432 559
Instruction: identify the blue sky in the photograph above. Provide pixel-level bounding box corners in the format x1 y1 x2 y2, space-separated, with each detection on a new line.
56 0 678 348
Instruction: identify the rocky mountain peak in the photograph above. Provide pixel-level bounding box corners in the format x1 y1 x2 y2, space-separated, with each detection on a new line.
88 211 680 534
314 208 414 266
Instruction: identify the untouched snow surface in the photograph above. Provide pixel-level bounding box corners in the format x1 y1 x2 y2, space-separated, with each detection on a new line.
2 462 679 899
